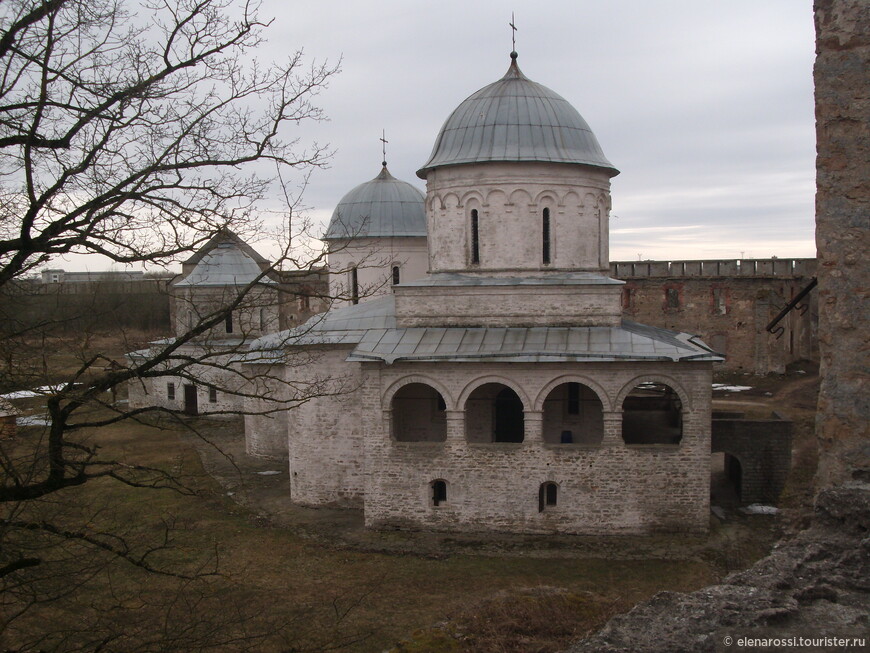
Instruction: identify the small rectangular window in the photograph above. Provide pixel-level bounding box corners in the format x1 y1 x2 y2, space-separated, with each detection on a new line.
712 288 727 314
470 209 480 265
209 387 217 403
432 480 447 506
350 267 359 305
666 287 681 309
392 265 400 285
542 208 551 265
225 312 234 333
167 382 175 400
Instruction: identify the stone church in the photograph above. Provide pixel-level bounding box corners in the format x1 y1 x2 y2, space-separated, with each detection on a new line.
242 52 723 535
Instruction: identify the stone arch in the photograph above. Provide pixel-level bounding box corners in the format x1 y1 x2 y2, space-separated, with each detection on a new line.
382 375 454 411
389 381 449 443
618 376 690 445
427 194 443 212
562 190 581 209
615 375 692 411
508 187 532 207
532 190 560 207
460 190 485 209
581 191 599 214
537 378 606 445
458 376 531 411
710 450 744 505
442 192 460 209
461 377 529 444
534 375 611 412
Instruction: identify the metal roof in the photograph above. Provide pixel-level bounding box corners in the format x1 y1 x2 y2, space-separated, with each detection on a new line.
238 295 721 365
324 166 426 240
417 54 618 179
175 241 275 287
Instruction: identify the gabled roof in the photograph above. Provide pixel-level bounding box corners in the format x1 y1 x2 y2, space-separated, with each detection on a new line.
181 229 270 270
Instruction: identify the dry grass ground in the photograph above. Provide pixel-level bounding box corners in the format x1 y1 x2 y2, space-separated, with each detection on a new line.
2 338 820 652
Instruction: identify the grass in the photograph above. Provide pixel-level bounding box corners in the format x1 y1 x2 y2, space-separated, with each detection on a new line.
1 338 820 652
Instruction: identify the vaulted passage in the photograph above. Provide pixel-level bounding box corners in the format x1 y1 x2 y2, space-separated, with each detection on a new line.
621 382 683 444
391 383 447 442
465 383 524 443
542 382 603 444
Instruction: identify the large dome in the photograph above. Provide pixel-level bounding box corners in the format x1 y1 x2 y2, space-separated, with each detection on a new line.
325 165 426 240
417 54 618 179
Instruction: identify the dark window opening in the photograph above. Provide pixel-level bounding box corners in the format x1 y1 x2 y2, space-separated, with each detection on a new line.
470 209 480 265
494 387 524 442
299 294 310 311
465 383 525 443
542 208 551 264
567 382 580 415
665 287 681 310
167 382 175 400
392 265 400 285
622 382 683 445
432 480 447 506
392 383 447 442
225 312 233 333
542 382 604 445
209 387 217 403
351 267 359 305
712 288 727 314
539 482 558 512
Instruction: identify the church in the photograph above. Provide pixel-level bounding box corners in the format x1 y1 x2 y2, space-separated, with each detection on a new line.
241 51 722 535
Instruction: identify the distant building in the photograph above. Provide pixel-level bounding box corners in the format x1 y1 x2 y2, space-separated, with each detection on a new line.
40 268 145 283
612 258 818 374
127 229 327 415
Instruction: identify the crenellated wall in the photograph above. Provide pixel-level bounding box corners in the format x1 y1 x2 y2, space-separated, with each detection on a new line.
612 259 818 374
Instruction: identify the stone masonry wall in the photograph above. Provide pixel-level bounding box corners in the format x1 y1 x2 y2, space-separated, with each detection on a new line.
362 360 713 535
286 346 366 506
712 414 793 504
425 162 612 274
612 259 818 374
813 0 870 487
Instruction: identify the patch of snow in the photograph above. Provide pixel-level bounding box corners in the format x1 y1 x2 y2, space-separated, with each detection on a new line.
712 384 753 393
16 415 51 426
256 470 281 476
2 383 80 400
739 504 780 515
711 506 726 521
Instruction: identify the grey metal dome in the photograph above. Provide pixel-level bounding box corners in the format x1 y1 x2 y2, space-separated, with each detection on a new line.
417 54 618 179
325 165 426 240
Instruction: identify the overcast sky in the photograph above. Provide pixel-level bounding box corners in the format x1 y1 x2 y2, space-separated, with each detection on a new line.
61 0 819 271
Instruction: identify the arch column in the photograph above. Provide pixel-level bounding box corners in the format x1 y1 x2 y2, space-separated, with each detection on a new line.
601 411 623 447
524 410 544 443
381 409 392 441
445 410 464 442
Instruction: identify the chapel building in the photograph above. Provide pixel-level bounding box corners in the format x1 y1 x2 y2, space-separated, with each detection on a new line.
244 52 722 534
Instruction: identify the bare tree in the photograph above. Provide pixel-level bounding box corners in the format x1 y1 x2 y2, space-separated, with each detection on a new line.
0 0 359 648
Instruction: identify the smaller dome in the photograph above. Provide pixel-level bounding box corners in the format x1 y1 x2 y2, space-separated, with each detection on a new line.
325 166 426 240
